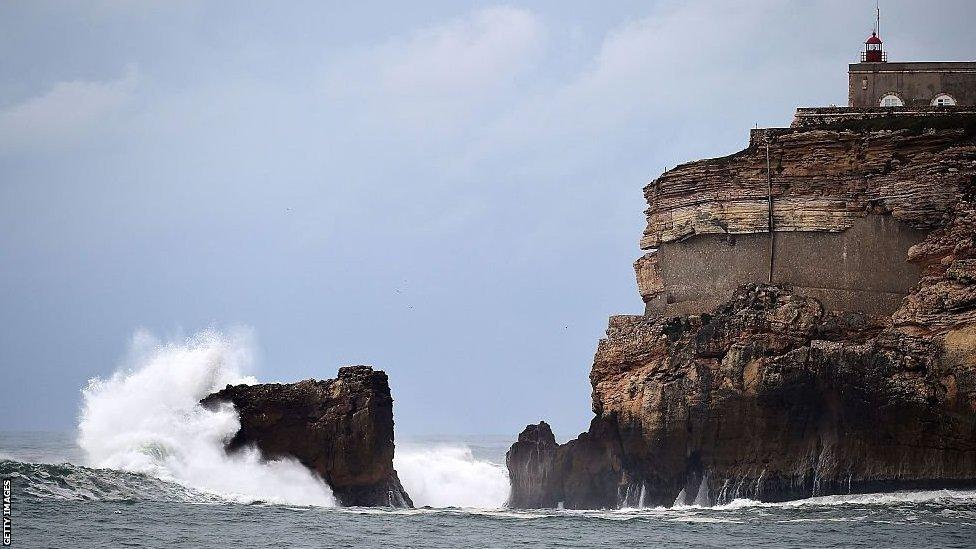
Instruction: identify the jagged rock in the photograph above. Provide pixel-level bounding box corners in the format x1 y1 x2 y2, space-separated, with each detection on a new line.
201 365 413 507
506 420 622 509
508 112 976 509
510 284 976 508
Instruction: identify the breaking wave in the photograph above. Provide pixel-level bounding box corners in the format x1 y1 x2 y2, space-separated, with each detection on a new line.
395 445 510 508
17 326 972 516
70 328 509 509
76 329 336 506
0 459 223 504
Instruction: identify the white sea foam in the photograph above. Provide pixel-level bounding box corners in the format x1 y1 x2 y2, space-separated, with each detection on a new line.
691 489 976 511
77 329 336 506
394 445 510 508
778 489 976 507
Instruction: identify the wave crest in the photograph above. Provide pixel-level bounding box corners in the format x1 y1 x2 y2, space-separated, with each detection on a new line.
395 445 510 508
0 459 226 503
76 329 336 506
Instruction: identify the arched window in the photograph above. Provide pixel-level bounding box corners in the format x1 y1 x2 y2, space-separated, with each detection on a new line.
880 94 904 107
931 93 956 107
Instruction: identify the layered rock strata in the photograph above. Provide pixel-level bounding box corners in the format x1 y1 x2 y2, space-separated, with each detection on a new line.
508 112 976 509
201 365 412 507
637 115 974 316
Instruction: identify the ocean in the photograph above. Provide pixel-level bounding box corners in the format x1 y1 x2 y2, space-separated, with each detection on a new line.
4 431 976 549
4 333 976 548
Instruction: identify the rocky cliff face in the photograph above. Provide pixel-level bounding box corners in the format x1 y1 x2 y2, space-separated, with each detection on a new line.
637 116 975 316
201 365 412 507
639 117 970 251
508 112 976 509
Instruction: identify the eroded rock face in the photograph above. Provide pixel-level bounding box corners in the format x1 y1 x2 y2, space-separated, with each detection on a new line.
637 117 976 316
639 122 970 250
506 420 622 509
201 365 413 507
511 283 976 508
508 113 976 509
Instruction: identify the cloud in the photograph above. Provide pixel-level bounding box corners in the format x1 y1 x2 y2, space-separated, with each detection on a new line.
0 66 138 154
460 2 842 174
555 3 774 125
324 7 544 135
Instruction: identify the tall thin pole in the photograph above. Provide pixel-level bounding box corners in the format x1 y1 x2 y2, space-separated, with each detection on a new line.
766 133 774 284
877 1 881 38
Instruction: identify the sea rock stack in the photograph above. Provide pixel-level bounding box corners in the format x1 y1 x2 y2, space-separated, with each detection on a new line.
507 109 976 509
201 365 413 507
506 419 624 509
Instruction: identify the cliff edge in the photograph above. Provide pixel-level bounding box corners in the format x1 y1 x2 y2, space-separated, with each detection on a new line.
201 365 413 507
508 110 976 509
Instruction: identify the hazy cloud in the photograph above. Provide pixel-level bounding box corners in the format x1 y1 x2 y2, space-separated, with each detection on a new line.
471 2 840 170
1 1 974 436
326 7 544 135
0 66 138 154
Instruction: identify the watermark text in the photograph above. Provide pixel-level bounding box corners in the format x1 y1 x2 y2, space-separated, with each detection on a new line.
2 478 10 546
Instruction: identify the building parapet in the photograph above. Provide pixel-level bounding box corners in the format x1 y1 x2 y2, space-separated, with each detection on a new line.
849 61 976 73
788 106 976 131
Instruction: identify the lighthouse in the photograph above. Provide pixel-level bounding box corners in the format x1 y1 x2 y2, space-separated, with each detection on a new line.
847 8 976 108
862 32 885 63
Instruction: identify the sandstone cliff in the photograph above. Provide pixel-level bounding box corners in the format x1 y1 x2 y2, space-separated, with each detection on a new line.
508 111 976 509
201 365 413 507
638 114 976 317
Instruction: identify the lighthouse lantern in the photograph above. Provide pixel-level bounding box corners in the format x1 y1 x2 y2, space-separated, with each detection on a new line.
862 32 886 63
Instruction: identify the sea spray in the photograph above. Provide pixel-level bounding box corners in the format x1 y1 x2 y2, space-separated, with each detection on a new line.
394 445 510 508
77 329 336 506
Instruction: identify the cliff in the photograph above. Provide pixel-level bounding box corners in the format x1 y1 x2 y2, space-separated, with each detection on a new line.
201 365 413 507
637 113 976 317
508 111 976 509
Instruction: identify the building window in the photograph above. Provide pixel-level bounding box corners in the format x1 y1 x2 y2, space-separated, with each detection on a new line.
880 94 904 107
931 93 956 107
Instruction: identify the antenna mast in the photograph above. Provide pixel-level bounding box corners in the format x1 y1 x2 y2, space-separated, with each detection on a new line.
876 1 881 37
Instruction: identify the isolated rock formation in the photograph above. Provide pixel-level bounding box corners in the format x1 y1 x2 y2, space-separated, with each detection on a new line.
508 111 976 509
201 365 412 507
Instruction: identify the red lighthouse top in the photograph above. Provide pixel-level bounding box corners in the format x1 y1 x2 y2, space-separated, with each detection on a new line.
862 32 886 62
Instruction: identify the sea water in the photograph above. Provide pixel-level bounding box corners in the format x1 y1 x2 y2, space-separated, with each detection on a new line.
3 331 976 547
5 431 976 548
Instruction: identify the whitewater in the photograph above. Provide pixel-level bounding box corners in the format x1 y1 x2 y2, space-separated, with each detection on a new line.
68 329 511 509
3 329 976 547
6 442 976 548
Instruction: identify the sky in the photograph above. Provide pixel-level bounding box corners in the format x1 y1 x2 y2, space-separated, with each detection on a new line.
2 0 975 438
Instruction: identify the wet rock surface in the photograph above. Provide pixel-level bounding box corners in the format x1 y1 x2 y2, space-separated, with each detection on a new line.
508 113 976 509
201 365 412 507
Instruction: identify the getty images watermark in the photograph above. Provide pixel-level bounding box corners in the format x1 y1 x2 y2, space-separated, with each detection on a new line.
2 477 10 546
